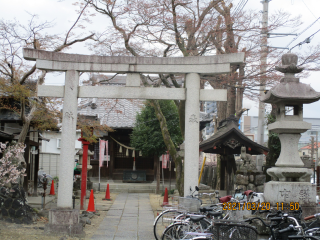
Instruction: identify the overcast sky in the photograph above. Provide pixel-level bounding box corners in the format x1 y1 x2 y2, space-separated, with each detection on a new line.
2 0 320 118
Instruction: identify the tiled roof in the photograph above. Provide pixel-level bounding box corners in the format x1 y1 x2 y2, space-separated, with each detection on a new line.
300 143 320 150
199 115 269 155
78 98 145 129
0 130 15 140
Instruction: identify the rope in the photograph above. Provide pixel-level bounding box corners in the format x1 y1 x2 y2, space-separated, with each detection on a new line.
110 136 135 150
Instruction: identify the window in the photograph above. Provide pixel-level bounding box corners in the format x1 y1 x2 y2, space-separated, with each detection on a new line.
94 142 99 160
57 138 61 148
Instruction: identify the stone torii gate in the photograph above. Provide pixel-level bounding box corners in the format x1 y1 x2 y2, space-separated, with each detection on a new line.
23 48 244 233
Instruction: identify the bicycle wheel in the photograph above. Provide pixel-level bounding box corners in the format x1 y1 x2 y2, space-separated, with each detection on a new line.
162 222 192 240
162 220 212 240
154 209 185 240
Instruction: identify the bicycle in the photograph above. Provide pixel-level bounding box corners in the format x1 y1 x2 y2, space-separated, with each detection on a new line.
245 210 320 240
154 186 204 240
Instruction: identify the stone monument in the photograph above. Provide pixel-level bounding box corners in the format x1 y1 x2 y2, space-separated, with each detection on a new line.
236 146 266 193
262 53 320 211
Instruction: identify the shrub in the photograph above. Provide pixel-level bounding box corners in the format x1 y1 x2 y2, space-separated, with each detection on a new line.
0 142 26 187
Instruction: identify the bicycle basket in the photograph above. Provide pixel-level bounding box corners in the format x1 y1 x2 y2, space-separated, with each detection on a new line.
179 197 201 212
211 220 258 240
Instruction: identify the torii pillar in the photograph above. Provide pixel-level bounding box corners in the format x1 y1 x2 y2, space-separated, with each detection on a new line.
23 48 244 235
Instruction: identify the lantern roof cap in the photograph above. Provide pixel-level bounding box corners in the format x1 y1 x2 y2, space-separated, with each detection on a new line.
261 53 320 104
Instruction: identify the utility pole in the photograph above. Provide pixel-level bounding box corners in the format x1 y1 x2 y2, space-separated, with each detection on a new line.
311 136 315 183
316 131 319 190
257 0 270 170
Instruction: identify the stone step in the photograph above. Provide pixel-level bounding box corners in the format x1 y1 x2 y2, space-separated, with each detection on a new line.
128 189 156 193
93 184 158 190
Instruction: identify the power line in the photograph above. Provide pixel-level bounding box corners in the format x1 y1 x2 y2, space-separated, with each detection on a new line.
302 0 317 19
290 28 320 50
232 0 245 14
237 0 248 15
232 0 248 16
286 16 320 49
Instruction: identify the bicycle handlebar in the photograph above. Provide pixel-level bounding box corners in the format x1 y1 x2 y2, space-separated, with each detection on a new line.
305 215 315 221
278 224 294 234
304 213 320 221
270 217 283 222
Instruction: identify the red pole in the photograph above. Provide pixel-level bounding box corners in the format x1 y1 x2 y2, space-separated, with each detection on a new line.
78 137 90 210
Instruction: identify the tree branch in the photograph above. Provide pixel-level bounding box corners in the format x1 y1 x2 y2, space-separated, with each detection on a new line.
64 0 91 45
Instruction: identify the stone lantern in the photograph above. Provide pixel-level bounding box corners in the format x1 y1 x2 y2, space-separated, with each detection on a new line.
262 53 320 209
75 149 94 192
76 148 94 171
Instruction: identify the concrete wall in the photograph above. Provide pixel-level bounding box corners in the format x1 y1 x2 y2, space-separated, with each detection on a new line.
39 131 81 177
39 153 60 177
41 131 81 154
39 152 79 177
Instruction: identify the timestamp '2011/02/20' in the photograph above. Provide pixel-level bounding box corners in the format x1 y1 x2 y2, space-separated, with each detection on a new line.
222 202 300 211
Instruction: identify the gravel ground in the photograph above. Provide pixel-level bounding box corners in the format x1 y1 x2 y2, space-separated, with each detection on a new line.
0 191 173 239
0 192 118 240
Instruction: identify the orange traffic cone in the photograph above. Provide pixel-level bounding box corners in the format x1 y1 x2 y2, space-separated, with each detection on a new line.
49 180 55 195
103 183 111 201
163 188 169 205
87 189 96 212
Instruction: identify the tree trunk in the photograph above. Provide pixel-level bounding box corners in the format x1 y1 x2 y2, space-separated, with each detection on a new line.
235 64 245 112
151 99 184 196
156 156 160 194
18 119 31 144
226 86 236 118
139 75 184 196
178 100 185 140
217 101 227 123
215 155 221 190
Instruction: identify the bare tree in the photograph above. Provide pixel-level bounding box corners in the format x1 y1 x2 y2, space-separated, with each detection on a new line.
0 3 95 144
0 3 96 181
78 0 320 195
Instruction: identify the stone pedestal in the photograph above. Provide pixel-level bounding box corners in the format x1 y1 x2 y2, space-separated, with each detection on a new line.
44 208 84 237
264 181 316 207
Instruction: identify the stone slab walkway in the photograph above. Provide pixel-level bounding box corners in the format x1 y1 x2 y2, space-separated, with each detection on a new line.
91 193 155 240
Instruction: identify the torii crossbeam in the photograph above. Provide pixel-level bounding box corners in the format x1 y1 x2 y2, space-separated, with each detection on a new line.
23 49 244 208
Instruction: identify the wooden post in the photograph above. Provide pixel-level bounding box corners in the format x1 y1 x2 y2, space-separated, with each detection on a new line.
198 156 206 185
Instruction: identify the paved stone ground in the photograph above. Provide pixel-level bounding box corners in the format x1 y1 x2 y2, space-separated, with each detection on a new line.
91 193 154 240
